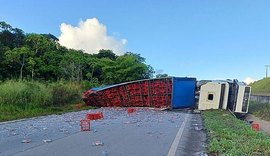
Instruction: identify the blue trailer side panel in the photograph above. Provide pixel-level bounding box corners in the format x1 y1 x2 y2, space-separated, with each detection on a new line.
171 77 196 109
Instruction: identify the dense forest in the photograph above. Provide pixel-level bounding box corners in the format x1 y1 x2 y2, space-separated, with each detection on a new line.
0 21 154 85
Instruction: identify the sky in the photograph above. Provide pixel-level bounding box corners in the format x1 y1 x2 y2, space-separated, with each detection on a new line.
1 0 270 83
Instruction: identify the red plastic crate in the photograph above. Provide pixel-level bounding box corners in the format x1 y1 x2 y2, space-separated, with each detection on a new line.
98 112 103 118
80 119 90 131
141 87 148 95
86 112 103 120
251 123 260 131
110 98 121 107
127 108 136 114
143 95 151 107
86 113 94 120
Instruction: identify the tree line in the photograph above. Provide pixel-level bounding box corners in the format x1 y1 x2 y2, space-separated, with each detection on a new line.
0 21 155 85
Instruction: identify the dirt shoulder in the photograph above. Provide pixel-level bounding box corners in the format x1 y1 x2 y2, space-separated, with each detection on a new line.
246 114 270 134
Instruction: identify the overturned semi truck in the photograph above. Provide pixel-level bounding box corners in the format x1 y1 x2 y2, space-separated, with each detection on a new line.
82 77 251 115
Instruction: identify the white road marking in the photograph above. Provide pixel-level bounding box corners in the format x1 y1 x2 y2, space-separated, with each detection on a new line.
167 113 189 156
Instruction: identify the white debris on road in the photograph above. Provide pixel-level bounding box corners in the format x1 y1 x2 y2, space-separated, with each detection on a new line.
0 108 185 156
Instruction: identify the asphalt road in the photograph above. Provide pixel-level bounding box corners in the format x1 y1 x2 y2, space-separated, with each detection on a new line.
0 108 206 156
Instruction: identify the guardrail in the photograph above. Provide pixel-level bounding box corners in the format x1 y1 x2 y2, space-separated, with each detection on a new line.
250 95 270 103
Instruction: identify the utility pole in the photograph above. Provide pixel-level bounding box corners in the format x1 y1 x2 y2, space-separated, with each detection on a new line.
265 65 270 78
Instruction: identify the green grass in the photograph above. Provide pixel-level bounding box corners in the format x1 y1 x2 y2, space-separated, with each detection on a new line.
250 78 270 95
202 110 270 155
249 101 270 121
0 80 96 122
0 104 94 122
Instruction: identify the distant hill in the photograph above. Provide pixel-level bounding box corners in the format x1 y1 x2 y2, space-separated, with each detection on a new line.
250 78 270 95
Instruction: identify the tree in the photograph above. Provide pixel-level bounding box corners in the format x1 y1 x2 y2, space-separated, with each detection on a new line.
0 22 25 49
35 50 63 81
41 33 59 42
25 34 54 55
124 52 145 63
0 22 25 79
156 74 169 78
84 57 100 82
25 34 56 80
115 55 150 82
96 49 117 60
0 29 15 49
100 58 117 84
100 52 154 84
60 49 86 81
13 28 25 48
0 21 13 31
0 43 9 79
5 47 30 80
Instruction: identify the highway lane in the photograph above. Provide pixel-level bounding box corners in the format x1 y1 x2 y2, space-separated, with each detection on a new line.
0 108 206 156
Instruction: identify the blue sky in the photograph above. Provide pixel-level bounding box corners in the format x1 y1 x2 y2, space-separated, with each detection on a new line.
1 0 270 83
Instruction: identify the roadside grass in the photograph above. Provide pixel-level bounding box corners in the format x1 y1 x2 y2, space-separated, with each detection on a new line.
249 101 270 121
0 80 97 122
0 104 94 122
202 110 270 155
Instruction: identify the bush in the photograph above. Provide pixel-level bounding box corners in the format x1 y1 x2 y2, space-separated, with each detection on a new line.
249 101 270 121
0 80 85 108
0 80 51 109
81 79 100 90
0 80 96 121
50 82 82 107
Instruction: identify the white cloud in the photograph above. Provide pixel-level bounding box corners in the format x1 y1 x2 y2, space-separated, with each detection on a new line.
58 18 127 55
244 77 255 84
